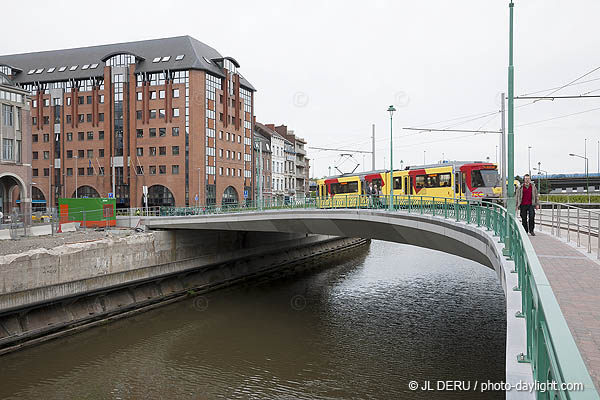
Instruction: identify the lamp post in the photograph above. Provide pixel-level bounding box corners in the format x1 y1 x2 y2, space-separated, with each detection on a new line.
423 150 426 165
569 153 590 203
387 105 396 211
255 139 263 210
507 0 516 217
74 156 78 198
528 146 532 177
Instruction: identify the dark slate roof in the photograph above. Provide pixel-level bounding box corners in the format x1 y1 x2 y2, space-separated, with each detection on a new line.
0 36 255 90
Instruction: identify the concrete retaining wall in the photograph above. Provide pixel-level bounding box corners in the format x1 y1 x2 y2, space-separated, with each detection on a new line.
0 230 366 353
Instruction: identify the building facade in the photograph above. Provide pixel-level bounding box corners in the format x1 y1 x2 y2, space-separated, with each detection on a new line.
252 125 272 201
0 67 32 218
0 36 255 208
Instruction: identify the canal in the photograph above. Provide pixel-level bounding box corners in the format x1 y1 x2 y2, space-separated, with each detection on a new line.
0 240 506 399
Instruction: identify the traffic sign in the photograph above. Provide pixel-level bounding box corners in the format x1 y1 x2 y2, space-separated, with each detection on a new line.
108 192 113 198
243 190 248 199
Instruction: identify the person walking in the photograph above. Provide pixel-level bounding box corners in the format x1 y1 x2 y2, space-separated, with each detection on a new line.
516 174 539 235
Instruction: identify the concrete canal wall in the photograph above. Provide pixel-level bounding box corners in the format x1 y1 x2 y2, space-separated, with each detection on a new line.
0 230 367 353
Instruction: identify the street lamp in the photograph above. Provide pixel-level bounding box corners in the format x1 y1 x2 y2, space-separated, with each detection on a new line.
528 146 532 176
254 139 263 210
387 105 396 211
569 153 590 203
74 156 78 198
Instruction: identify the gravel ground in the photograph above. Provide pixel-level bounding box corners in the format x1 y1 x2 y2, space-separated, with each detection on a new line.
0 228 136 257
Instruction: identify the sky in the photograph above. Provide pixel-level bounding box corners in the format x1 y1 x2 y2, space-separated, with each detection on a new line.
2 0 599 178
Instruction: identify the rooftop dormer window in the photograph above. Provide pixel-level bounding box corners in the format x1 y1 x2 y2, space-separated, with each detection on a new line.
27 69 35 75
58 66 67 72
90 63 99 69
152 57 161 63
35 68 44 74
176 55 185 61
69 65 78 71
82 64 90 70
47 67 56 73
161 56 171 62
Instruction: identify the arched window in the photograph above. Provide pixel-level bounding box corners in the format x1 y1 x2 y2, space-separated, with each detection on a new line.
222 186 239 207
31 186 46 211
147 185 175 207
72 185 100 198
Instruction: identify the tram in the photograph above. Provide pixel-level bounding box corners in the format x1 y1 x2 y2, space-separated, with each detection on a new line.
316 161 502 207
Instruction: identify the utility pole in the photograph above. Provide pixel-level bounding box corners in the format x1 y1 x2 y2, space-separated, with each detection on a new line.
528 146 532 176
372 124 376 171
501 92 507 203
507 1 516 217
387 105 396 212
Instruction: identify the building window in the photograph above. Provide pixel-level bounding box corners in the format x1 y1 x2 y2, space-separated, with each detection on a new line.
78 132 84 141
33 151 39 159
43 134 50 142
149 128 156 137
219 131 223 139
66 97 71 106
172 165 179 174
99 113 104 122
219 113 223 122
172 127 179 136
87 131 94 140
78 168 84 176
66 132 72 141
136 110 142 120
150 110 156 119
87 96 92 104
32 116 38 125
99 149 104 157
67 168 73 176
172 108 179 117
149 166 156 175
66 115 72 124
159 90 165 99
226 150 230 159
159 109 165 119
159 128 166 137
78 96 84 105
150 91 156 100
136 166 144 175
33 169 38 177
150 147 157 156
87 149 93 158
43 151 49 160
87 167 94 175
159 146 166 156
219 167 223 176
43 116 49 125
137 147 143 156
172 146 179 155
3 137 16 163
99 95 104 104
173 89 179 98
43 99 50 107
99 131 104 140
137 92 142 101
219 149 223 158
87 114 92 123
136 129 143 138
44 168 50 177
65 150 72 159
99 167 104 176
159 165 166 174
78 114 84 123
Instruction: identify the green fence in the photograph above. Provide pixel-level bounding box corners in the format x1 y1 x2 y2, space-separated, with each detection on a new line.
151 195 598 399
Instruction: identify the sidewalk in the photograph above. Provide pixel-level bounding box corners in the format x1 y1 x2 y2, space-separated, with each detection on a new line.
529 232 600 390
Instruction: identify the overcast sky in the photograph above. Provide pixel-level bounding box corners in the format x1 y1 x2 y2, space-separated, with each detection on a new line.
3 0 599 178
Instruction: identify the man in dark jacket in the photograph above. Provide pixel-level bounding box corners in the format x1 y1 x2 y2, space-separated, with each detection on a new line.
516 174 539 235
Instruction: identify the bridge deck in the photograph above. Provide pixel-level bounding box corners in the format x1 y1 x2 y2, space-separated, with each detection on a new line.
530 232 600 391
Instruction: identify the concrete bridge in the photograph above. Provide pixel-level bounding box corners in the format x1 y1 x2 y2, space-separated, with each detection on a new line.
142 199 600 400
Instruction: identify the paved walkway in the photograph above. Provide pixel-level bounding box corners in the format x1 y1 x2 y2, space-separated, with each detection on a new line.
530 231 600 390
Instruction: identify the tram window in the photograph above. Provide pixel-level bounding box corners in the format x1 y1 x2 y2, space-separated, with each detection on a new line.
415 175 426 189
393 177 402 190
455 173 460 193
461 172 467 194
425 174 439 188
439 173 451 187
330 181 359 194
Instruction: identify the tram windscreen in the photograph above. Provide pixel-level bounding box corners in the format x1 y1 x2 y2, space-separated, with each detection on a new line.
471 169 499 188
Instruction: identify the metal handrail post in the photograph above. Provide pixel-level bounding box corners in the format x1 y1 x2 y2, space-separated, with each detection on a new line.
557 204 561 238
577 208 580 247
588 211 592 254
567 207 571 243
551 203 555 235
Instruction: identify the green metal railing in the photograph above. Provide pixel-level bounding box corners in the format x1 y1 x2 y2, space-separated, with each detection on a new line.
148 195 597 398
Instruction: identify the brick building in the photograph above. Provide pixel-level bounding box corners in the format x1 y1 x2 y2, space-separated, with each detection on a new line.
252 123 272 201
0 36 255 208
0 67 32 219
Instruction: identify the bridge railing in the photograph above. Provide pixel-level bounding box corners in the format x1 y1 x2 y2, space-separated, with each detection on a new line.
148 195 597 398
